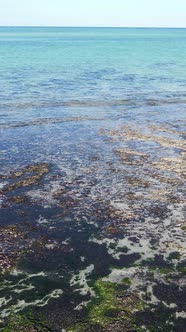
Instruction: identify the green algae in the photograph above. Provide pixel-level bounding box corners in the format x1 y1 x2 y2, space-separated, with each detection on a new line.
177 267 186 274
167 252 181 260
157 268 173 274
122 277 131 285
0 313 51 332
67 278 144 332
87 280 121 326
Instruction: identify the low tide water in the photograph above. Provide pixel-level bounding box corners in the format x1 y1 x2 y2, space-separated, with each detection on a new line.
0 28 186 331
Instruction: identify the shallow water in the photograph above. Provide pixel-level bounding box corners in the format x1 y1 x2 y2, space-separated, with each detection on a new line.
0 28 186 331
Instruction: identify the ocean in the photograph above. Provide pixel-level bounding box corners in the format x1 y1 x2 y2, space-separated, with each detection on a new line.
0 27 185 331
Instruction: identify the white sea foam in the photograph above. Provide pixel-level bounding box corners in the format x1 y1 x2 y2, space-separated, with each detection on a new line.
0 296 12 308
70 264 95 299
13 284 35 294
37 215 49 224
176 311 186 319
1 289 63 318
0 181 8 189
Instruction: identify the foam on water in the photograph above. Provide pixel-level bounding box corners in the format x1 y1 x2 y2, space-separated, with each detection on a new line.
1 289 63 318
70 264 95 297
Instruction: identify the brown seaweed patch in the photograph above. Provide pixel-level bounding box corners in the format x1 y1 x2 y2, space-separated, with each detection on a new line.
125 176 150 188
114 148 149 166
101 207 138 238
149 124 178 135
151 174 182 186
1 163 49 193
0 222 65 275
0 116 103 129
152 155 186 178
104 126 186 150
0 225 25 273
108 206 136 221
8 195 30 204
107 127 185 204
143 188 181 203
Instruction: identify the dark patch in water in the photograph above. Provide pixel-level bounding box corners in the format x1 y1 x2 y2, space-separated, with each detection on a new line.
153 283 186 311
135 304 185 332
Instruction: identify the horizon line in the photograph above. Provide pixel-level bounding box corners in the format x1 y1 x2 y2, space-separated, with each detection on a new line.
0 25 186 29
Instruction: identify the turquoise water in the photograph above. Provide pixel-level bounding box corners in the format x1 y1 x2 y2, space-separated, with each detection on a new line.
0 28 186 331
0 27 186 171
0 27 186 116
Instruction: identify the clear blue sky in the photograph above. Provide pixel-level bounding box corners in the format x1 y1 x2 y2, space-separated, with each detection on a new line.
0 0 186 27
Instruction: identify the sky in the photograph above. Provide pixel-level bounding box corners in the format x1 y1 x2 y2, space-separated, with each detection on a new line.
0 0 186 27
